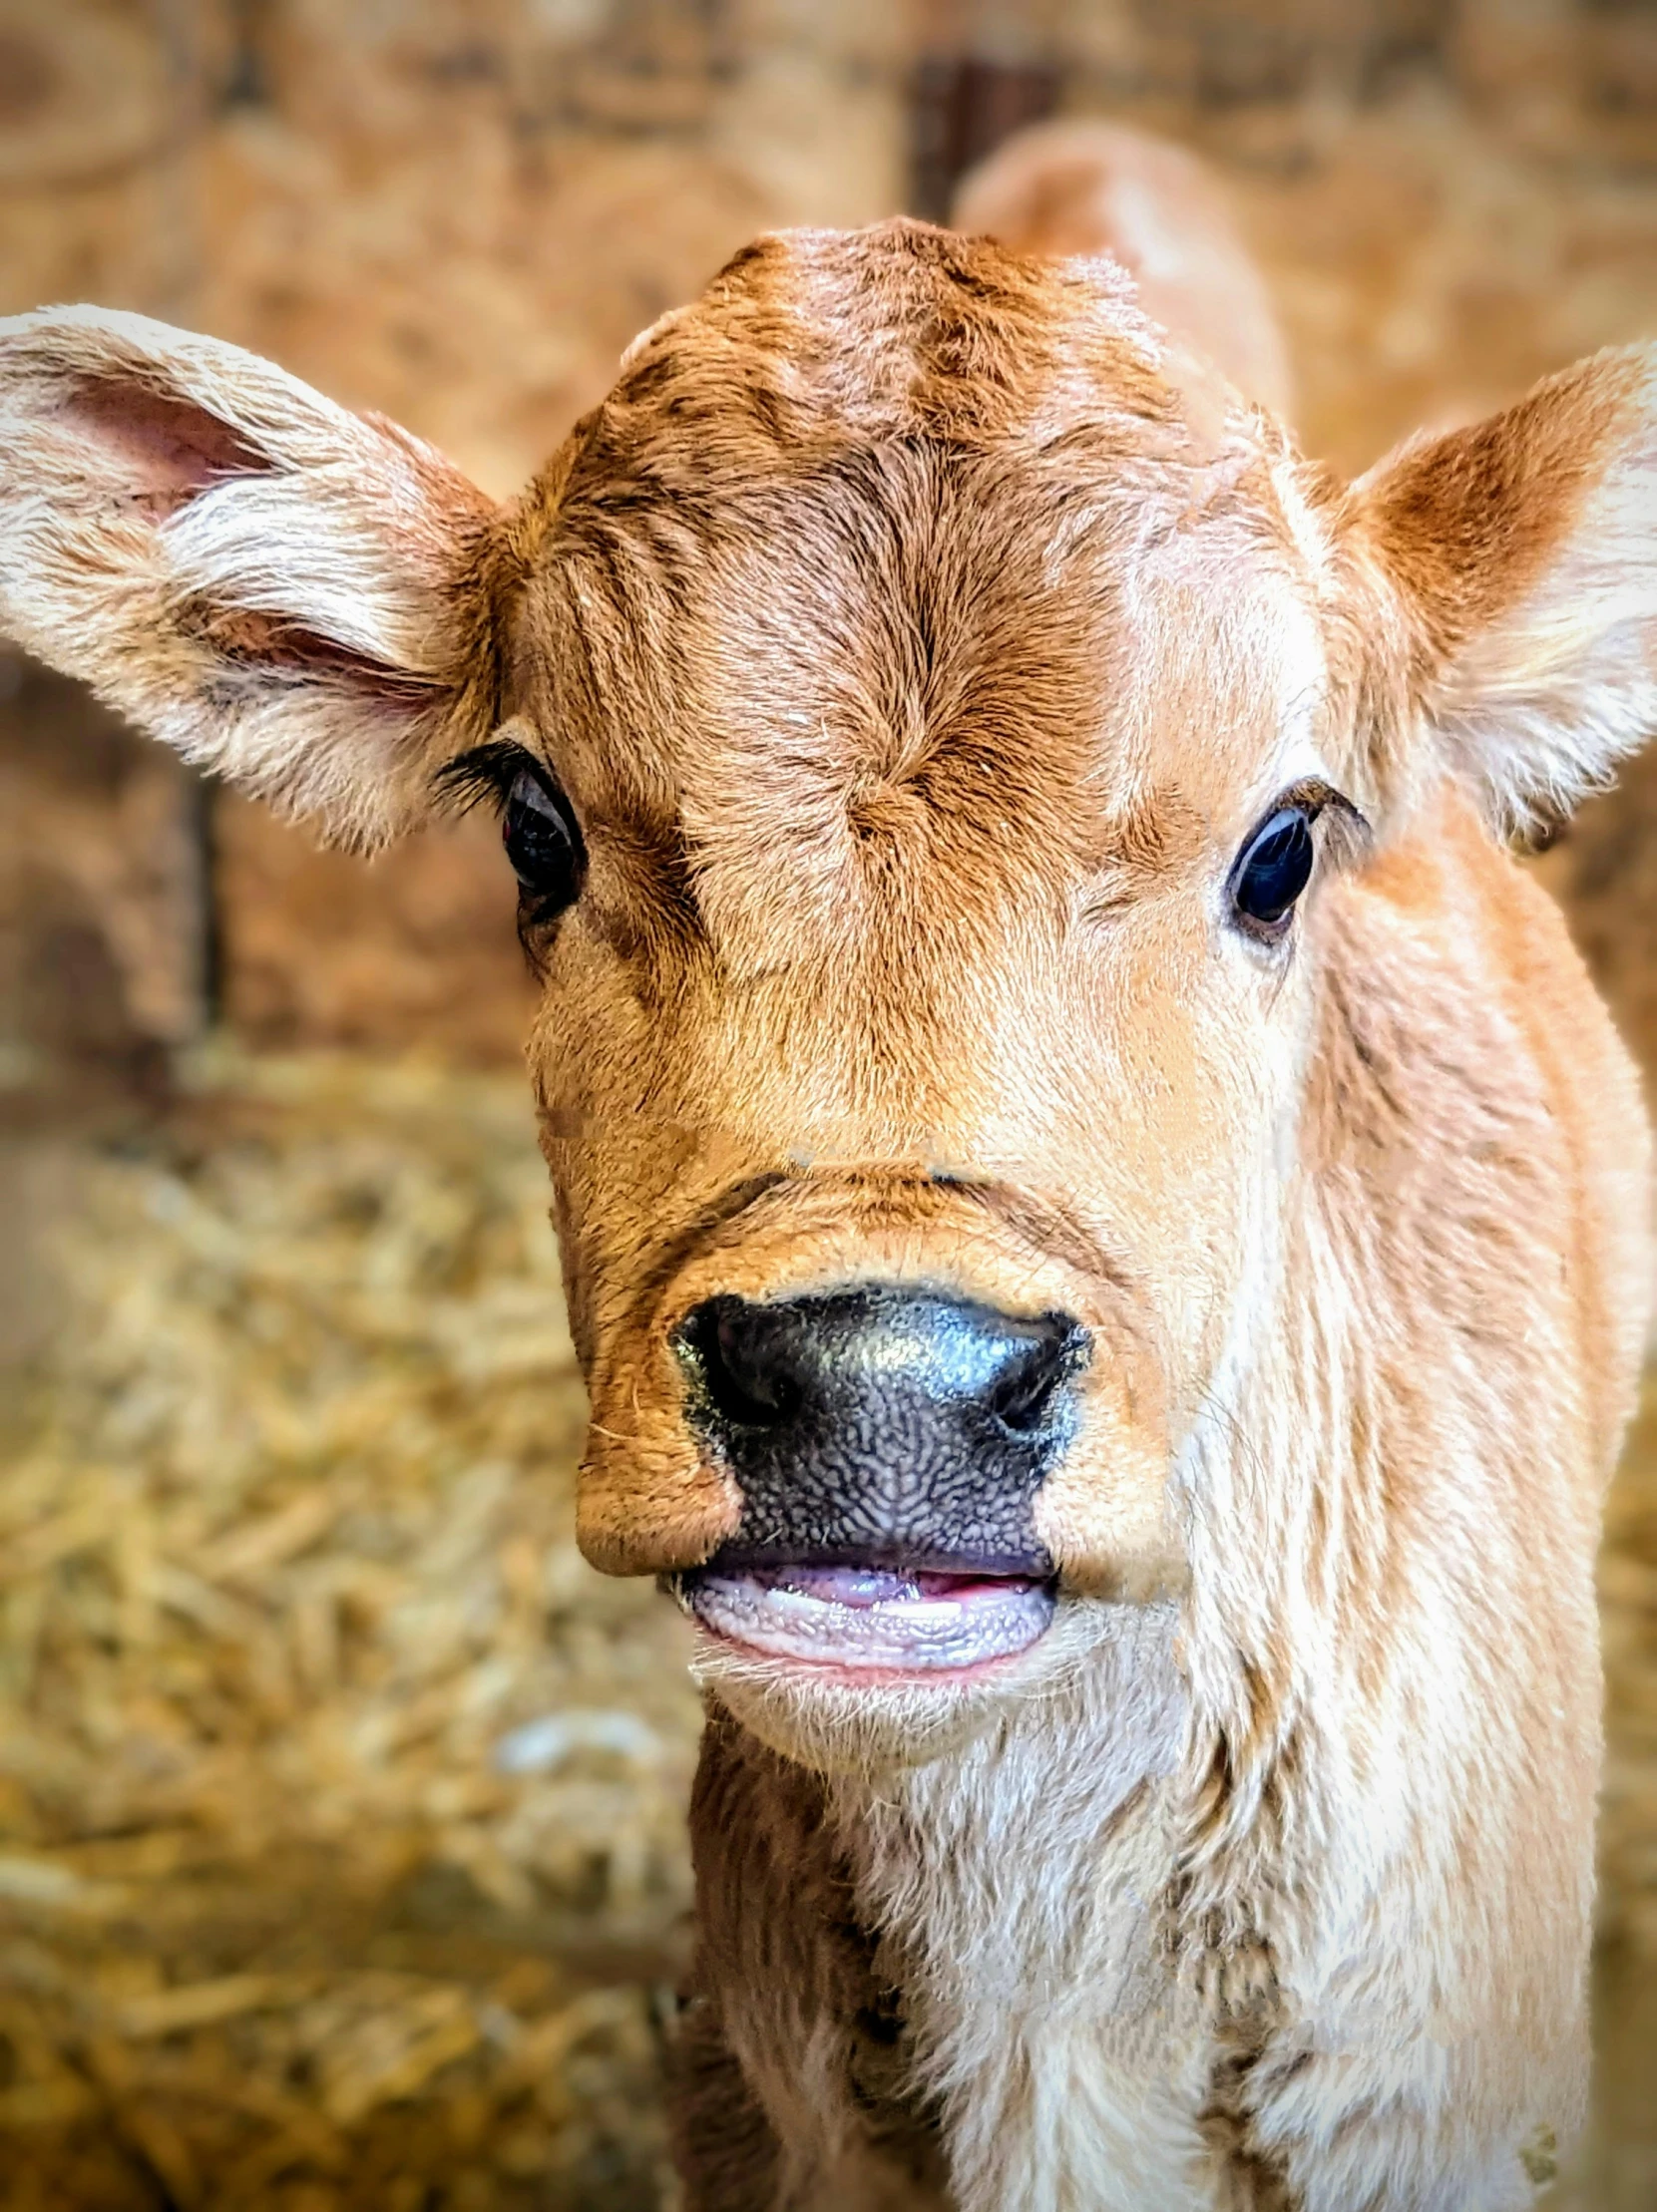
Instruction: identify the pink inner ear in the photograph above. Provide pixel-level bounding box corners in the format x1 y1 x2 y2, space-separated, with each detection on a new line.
195 602 447 704
67 374 267 510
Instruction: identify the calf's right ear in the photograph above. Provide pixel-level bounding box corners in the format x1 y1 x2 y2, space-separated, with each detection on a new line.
0 307 512 848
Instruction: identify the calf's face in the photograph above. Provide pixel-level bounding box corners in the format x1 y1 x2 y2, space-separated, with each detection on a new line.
3 227 1654 1769
505 352 1357 1762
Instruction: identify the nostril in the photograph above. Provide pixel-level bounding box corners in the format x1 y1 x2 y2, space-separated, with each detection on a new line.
677 1298 802 1431
678 1290 1086 1455
990 1334 1078 1436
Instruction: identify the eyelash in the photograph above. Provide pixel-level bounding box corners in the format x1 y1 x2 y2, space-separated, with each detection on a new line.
435 739 534 816
437 739 588 957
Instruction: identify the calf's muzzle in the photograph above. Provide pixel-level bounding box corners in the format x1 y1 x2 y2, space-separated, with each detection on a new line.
675 1287 1088 1574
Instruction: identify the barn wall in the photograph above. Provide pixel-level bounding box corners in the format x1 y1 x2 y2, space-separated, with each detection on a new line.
0 1 210 1093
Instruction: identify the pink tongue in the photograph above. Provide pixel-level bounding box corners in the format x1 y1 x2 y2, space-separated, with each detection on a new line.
759 1565 1011 1608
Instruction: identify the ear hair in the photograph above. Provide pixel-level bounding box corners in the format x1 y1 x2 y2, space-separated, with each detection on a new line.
0 306 510 847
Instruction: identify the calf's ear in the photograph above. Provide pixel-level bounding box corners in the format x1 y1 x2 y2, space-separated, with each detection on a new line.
1348 343 1657 833
0 307 508 848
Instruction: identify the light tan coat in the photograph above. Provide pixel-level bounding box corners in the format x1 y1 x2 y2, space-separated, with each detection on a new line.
1 209 1652 2209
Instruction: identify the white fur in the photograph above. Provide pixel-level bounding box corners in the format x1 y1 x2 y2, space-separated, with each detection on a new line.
0 306 495 847
1361 346 1657 836
829 1605 1211 2212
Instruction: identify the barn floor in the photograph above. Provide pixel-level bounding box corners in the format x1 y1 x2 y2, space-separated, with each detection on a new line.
0 1051 1652 2209
0 1054 699 2210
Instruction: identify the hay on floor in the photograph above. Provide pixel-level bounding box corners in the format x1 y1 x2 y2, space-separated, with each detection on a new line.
0 1050 700 2211
1600 1380 1657 1961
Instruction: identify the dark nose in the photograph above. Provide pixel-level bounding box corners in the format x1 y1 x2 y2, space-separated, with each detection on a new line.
674 1289 1087 1572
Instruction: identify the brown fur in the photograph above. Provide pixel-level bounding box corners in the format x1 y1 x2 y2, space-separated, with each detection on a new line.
2 210 1654 2210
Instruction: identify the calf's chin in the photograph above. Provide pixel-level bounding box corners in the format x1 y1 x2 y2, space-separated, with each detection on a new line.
681 1589 1142 1775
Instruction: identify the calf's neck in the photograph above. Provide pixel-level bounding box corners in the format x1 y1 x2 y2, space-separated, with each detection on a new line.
1 217 1654 2211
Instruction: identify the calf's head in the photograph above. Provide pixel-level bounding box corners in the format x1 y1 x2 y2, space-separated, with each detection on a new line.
3 227 1654 1768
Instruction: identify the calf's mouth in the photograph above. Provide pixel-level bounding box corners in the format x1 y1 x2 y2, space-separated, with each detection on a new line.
672 1558 1058 1678
665 1282 1082 1678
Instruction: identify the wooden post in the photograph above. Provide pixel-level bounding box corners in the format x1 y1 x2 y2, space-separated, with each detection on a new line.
908 1 1062 219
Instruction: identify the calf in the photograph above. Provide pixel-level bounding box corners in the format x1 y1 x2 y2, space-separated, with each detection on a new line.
951 119 1295 421
1 217 1653 2210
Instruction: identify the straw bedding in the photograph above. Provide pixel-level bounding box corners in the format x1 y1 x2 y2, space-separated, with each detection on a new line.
0 1053 700 2209
1600 1381 1657 1962
1 1050 1653 2208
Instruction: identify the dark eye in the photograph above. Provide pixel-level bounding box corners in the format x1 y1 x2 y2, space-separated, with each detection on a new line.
504 766 585 919
1229 805 1316 931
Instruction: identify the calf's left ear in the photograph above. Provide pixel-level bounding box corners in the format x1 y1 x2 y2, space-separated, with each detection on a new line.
1347 343 1657 832
0 306 510 848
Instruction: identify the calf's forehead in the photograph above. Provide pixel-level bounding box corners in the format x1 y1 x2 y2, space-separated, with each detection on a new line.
515 223 1331 866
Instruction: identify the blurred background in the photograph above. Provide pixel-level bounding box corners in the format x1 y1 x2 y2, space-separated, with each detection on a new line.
0 2 1653 2206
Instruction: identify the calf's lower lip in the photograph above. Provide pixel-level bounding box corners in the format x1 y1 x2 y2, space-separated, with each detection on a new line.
677 1562 1056 1673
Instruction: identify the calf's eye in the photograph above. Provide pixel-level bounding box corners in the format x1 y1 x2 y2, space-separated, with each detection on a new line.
504 766 585 917
1230 805 1316 931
